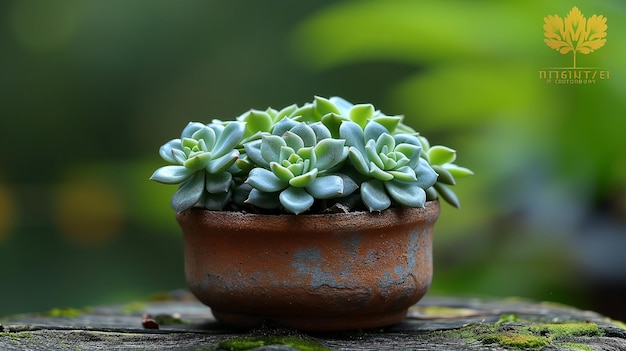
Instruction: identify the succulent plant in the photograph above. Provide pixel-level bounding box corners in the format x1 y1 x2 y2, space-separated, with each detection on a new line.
340 120 438 211
152 96 472 214
287 96 404 138
150 121 245 212
419 138 474 208
241 121 356 214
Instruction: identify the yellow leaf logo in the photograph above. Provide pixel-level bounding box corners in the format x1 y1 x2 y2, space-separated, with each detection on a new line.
544 6 607 68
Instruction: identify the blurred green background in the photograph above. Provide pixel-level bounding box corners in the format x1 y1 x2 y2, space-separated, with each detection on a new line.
1 0 625 321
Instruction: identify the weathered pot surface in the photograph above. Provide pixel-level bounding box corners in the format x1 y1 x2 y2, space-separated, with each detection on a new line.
177 200 440 331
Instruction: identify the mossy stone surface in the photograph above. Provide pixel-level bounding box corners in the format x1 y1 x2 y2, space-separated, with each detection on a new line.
218 336 331 351
1 292 624 350
430 312 607 350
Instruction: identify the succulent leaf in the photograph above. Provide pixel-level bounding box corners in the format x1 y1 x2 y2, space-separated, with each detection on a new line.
365 140 384 169
181 122 205 138
444 164 475 178
394 133 422 148
246 168 287 192
321 113 344 138
395 156 410 169
201 190 232 210
272 117 299 137
280 186 314 214
296 147 316 167
314 96 341 116
369 162 394 181
434 182 460 208
379 152 397 170
241 110 273 136
305 174 344 199
232 182 252 206
349 104 375 128
150 165 193 184
361 180 391 212
394 143 421 169
172 148 187 164
375 133 396 154
428 145 457 165
206 150 239 174
309 121 332 141
289 123 317 147
170 172 205 212
337 173 358 197
329 96 353 114
159 139 182 163
182 137 197 151
385 180 426 208
191 126 216 152
183 152 213 172
289 168 318 187
270 162 295 182
205 172 233 193
234 156 255 175
314 138 347 170
283 131 305 151
371 116 401 134
260 135 287 163
388 166 417 182
212 122 245 157
432 165 456 185
287 162 304 176
281 146 298 164
242 139 269 168
425 186 438 201
275 104 298 121
414 158 439 189
418 135 431 151
364 121 390 142
348 147 370 175
245 188 281 209
339 121 366 154
290 103 316 122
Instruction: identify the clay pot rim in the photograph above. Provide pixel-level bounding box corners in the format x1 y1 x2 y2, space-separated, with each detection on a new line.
176 200 439 233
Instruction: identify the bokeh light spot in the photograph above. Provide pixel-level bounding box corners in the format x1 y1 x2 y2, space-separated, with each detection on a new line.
54 180 124 247
0 183 17 244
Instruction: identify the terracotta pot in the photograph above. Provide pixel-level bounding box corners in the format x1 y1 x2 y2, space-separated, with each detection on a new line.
177 201 440 331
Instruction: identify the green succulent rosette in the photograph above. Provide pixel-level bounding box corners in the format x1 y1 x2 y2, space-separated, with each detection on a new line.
151 95 472 214
340 120 438 211
150 121 245 212
243 121 356 214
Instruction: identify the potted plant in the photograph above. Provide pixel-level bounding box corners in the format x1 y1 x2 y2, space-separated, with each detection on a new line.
150 96 472 331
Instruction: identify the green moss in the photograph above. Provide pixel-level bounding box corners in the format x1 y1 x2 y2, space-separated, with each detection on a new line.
557 342 593 351
120 302 147 313
430 313 604 350
0 331 31 339
530 322 602 339
460 323 550 349
218 336 330 351
477 330 549 349
496 313 521 324
45 307 85 318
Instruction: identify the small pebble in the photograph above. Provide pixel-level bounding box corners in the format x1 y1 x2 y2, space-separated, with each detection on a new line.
141 314 159 329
